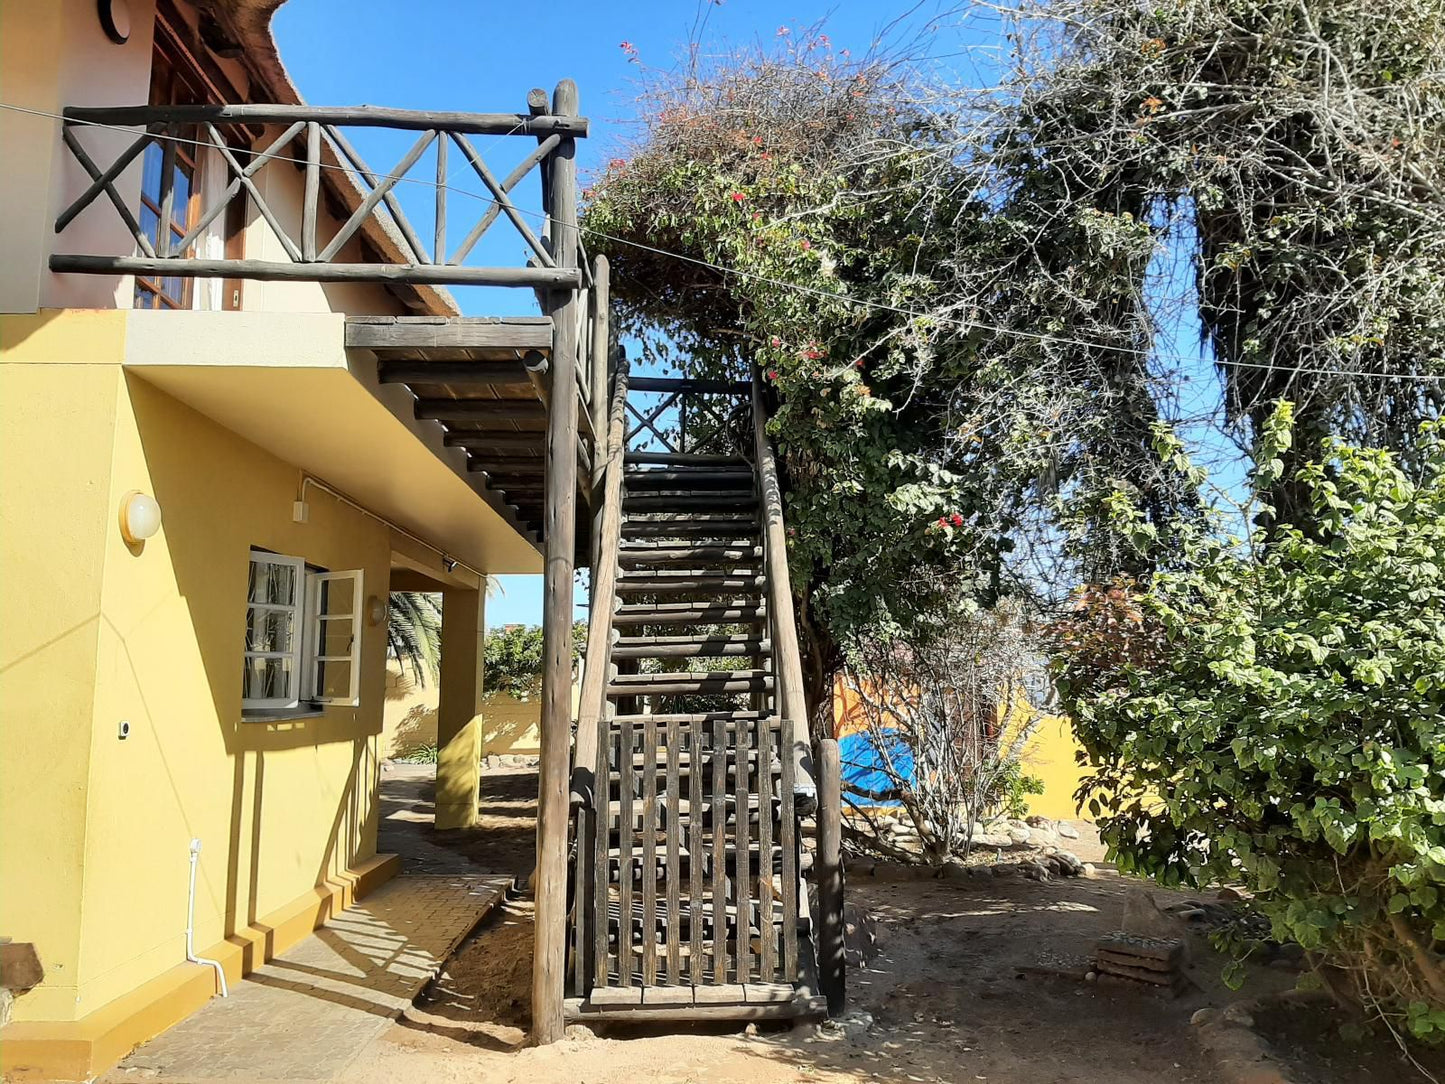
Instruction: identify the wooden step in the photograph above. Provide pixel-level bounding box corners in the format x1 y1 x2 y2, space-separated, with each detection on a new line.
613 605 766 626
607 711 768 727
626 470 755 488
625 451 751 467
612 635 769 660
617 546 762 567
615 572 763 596
624 494 758 511
606 670 773 698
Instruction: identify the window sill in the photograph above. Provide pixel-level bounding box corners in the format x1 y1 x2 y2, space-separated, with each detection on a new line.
241 704 326 724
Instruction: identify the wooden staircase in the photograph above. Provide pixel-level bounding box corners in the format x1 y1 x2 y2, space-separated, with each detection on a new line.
563 362 834 1024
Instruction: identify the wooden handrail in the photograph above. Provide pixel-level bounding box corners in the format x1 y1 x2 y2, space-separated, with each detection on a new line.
570 351 632 809
750 378 817 802
63 102 588 136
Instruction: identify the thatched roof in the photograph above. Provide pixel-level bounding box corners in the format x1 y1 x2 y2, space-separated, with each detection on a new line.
188 0 459 316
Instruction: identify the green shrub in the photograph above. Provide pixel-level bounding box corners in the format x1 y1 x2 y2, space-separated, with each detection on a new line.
1054 411 1445 1039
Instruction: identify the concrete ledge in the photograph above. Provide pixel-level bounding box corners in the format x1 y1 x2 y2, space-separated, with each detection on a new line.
0 853 400 1082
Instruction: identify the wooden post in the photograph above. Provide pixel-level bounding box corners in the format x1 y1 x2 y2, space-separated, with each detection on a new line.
302 121 320 261
589 256 611 583
817 737 845 1016
532 77 580 1048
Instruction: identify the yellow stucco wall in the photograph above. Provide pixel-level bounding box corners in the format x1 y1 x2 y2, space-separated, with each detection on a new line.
382 659 554 760
1 311 395 1024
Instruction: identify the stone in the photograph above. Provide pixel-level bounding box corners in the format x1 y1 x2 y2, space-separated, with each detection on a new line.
0 989 11 1030
1021 859 1053 882
1053 851 1085 876
564 1024 598 1041
1122 888 1191 943
1217 886 1246 902
1005 824 1032 845
1081 863 1097 878
1025 815 1055 830
0 942 43 993
744 1022 759 1037
1222 1001 1257 1028
1056 822 1081 840
1191 1007 1221 1027
968 830 1012 850
1027 827 1058 847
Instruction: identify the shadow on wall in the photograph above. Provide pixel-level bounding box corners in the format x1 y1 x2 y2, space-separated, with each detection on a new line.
130 372 382 959
381 660 540 760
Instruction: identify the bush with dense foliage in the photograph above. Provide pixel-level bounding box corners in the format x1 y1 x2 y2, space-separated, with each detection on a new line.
1054 411 1445 1038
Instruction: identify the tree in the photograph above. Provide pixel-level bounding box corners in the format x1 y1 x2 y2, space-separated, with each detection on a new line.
388 592 442 686
1053 411 1445 1040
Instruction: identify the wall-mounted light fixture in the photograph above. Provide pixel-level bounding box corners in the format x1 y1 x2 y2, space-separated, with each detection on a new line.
97 0 131 44
442 556 458 573
119 491 162 545
366 595 387 627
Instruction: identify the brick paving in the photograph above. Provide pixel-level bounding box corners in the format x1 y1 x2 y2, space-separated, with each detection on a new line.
103 873 511 1082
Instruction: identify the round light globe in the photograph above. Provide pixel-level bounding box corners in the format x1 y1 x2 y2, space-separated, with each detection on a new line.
120 491 162 544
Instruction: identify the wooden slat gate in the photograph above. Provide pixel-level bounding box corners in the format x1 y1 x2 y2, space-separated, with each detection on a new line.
565 363 831 1023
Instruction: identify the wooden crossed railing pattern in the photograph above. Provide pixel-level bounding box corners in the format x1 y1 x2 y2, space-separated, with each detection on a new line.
51 101 588 289
623 376 753 458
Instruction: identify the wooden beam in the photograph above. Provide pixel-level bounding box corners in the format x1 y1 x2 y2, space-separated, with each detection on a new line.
443 432 547 450
817 738 845 1017
49 254 580 288
377 361 532 385
64 103 589 136
630 376 751 395
533 77 580 1049
346 316 553 351
414 399 545 422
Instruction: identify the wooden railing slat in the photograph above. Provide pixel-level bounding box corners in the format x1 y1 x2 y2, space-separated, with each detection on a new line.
664 719 682 984
758 716 776 982
641 716 659 987
618 717 635 988
734 717 753 983
689 716 705 987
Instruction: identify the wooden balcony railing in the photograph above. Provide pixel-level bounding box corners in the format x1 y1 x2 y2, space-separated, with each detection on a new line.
51 97 588 289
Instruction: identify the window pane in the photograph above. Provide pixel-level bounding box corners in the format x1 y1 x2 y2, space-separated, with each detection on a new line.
171 166 191 228
316 577 356 617
246 607 295 653
248 559 298 606
243 655 293 701
314 658 352 701
141 142 163 201
134 280 157 309
317 617 354 659
161 275 186 305
139 203 161 250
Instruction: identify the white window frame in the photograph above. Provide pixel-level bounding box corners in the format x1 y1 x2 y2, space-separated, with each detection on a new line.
242 550 364 715
243 551 306 709
306 569 364 707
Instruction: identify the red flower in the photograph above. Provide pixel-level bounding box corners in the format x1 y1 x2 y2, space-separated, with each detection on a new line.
619 40 636 53
800 239 812 250
803 348 823 360
752 135 764 146
854 358 864 368
759 152 772 161
936 517 948 528
770 337 782 348
752 211 762 221
608 157 626 170
950 513 964 527
731 191 747 203
767 369 779 381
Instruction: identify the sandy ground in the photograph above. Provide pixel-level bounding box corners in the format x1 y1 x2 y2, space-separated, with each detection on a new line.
344 867 1233 1083
360 765 1441 1084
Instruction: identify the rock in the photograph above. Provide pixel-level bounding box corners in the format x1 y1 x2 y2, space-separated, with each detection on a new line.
1053 851 1085 876
940 859 971 882
1027 827 1058 847
1081 863 1097 878
0 990 10 1030
1056 822 1081 840
1021 859 1053 882
0 942 43 993
991 862 1020 878
1217 886 1246 902
1191 1007 1221 1027
564 1024 598 1041
1221 1001 1256 1029
968 831 1012 849
1122 888 1191 943
1084 970 1097 982
1025 815 1055 830
1005 824 1032 845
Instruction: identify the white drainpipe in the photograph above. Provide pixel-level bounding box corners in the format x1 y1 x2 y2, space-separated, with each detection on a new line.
186 839 228 997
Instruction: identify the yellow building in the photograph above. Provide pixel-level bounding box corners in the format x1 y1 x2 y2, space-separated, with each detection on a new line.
0 1 598 1077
